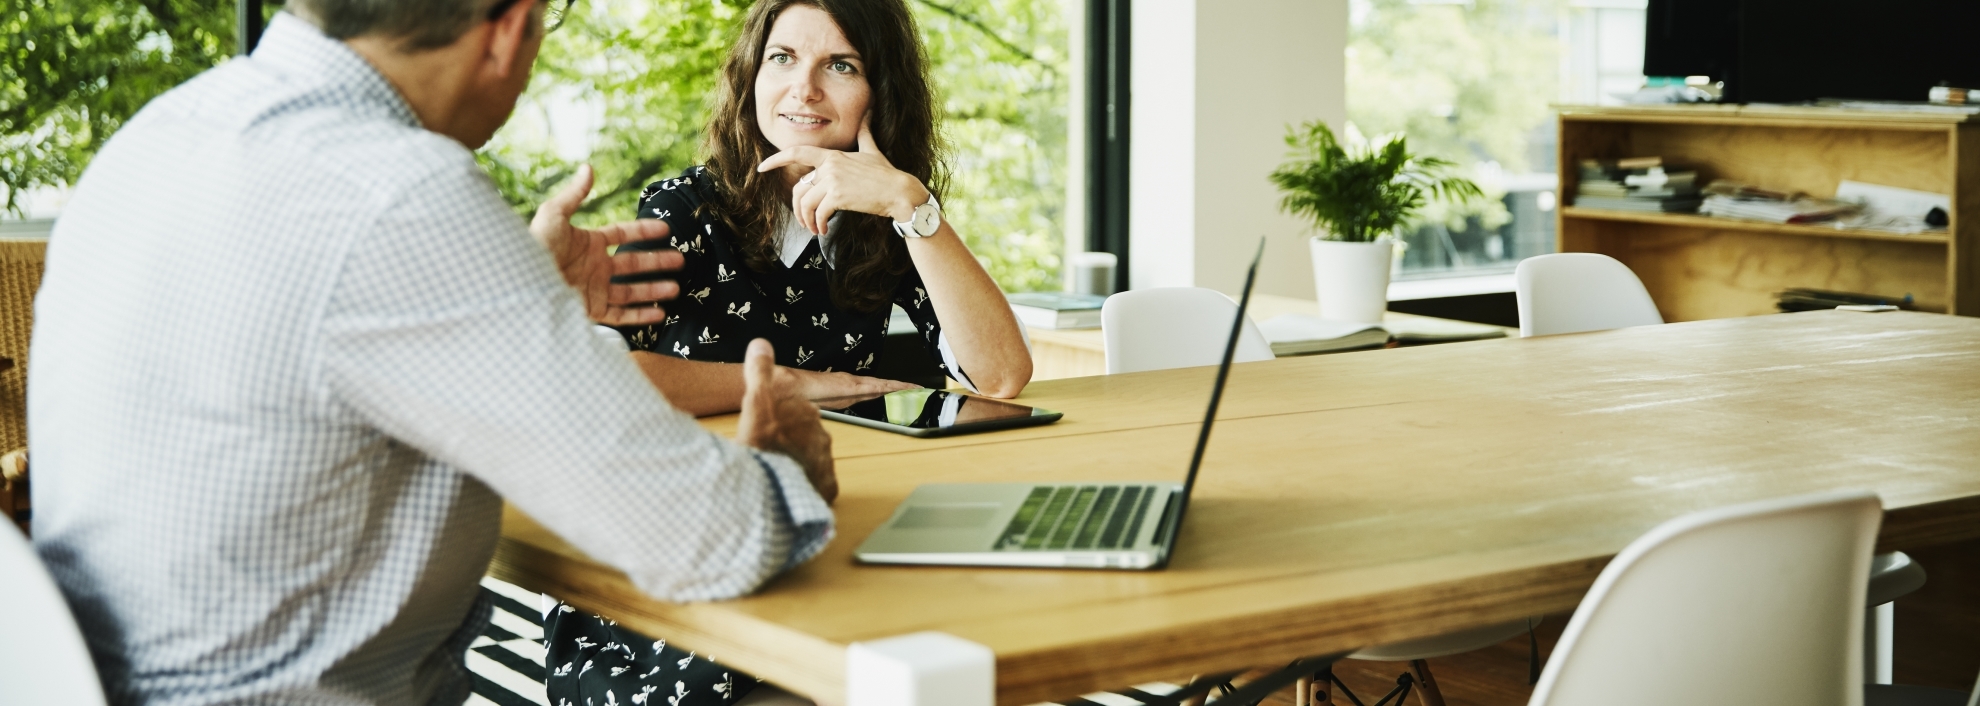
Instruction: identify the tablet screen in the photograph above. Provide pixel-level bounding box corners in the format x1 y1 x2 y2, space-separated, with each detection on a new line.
818 389 1055 432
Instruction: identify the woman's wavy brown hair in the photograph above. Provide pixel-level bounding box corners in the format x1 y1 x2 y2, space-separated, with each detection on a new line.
701 0 945 313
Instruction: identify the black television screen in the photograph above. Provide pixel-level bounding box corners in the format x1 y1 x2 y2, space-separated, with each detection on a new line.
1740 0 1980 103
1646 0 1980 104
1643 0 1739 83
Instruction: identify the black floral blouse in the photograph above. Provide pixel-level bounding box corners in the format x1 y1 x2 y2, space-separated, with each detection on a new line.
614 166 960 384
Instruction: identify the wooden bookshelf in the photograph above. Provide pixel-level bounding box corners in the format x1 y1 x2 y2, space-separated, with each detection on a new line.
1556 105 1980 321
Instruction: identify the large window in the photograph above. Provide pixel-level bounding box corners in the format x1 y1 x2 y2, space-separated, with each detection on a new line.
3 0 1078 296
0 1 241 223
1347 0 1646 283
485 0 1074 294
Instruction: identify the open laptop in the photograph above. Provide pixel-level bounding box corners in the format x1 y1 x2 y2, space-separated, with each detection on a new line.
853 239 1265 570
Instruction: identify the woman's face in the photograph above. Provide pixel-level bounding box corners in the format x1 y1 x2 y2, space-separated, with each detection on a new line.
753 5 871 154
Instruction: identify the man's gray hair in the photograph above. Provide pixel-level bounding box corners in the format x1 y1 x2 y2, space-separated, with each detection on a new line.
289 0 509 51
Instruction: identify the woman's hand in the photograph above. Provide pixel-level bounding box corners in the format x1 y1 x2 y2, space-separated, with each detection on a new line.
790 367 922 403
757 119 927 235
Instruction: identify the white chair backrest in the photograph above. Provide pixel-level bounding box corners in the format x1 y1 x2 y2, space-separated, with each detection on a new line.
1514 253 1664 337
1101 287 1274 374
1529 490 1882 706
0 526 107 705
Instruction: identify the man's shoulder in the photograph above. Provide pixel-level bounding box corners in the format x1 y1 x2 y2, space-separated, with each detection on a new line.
267 100 476 201
136 59 478 207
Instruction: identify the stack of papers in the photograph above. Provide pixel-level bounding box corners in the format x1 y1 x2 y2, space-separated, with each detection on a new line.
1258 315 1391 356
1698 181 1859 224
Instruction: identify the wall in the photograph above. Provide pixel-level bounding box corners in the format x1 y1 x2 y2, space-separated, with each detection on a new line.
1128 0 1348 299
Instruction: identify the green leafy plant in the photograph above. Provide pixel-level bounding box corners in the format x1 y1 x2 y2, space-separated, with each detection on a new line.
1269 120 1482 243
0 0 239 215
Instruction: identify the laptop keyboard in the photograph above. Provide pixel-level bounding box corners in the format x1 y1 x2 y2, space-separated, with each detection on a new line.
997 485 1157 551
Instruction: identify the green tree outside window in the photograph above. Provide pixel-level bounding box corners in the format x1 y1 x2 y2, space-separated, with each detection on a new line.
3 0 1069 294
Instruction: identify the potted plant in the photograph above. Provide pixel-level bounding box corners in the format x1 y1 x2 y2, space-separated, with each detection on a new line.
1270 121 1482 323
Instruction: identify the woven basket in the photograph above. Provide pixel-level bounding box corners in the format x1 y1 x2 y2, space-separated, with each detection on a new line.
0 237 46 454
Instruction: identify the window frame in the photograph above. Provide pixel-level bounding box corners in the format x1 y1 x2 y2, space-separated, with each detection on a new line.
1083 0 1131 293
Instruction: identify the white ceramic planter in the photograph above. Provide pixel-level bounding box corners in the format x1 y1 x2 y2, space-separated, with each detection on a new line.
1309 237 1393 324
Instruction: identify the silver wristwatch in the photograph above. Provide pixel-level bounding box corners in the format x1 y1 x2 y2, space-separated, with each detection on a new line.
892 192 941 238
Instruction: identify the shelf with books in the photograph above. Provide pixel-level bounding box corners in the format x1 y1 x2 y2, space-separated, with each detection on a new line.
1556 105 1979 322
1559 207 1952 245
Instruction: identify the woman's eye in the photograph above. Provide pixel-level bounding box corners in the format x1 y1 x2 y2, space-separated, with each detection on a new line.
769 53 791 65
831 61 856 74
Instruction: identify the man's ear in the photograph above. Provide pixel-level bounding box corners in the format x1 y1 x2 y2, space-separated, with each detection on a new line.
483 0 540 80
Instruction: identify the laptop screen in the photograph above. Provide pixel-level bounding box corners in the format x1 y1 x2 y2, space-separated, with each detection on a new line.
1159 237 1266 565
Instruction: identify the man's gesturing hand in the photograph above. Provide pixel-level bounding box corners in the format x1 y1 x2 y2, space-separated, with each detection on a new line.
736 339 837 503
530 164 685 326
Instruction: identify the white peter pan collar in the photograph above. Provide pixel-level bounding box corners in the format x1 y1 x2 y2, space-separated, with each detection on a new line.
777 211 844 269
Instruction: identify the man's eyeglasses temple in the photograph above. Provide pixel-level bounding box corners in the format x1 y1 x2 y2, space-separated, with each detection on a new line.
486 0 525 20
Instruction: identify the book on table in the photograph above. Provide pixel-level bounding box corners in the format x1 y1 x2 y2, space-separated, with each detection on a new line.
1258 314 1392 356
1382 316 1507 344
1008 292 1108 330
1775 287 1914 313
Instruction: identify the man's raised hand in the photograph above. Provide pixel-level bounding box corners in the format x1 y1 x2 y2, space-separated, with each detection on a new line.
530 165 684 325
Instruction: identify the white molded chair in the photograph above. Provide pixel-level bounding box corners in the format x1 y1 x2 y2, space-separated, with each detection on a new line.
1513 253 1663 338
0 526 108 705
1530 490 1882 706
1100 288 1274 374
1516 251 1923 684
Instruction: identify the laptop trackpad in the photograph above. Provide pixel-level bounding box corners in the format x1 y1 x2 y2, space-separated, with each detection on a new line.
893 504 1001 530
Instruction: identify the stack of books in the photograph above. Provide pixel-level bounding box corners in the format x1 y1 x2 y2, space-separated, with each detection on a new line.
1699 181 1860 224
1008 292 1108 329
1574 157 1702 213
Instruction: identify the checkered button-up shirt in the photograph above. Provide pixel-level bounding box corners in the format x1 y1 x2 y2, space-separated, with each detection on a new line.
27 13 832 706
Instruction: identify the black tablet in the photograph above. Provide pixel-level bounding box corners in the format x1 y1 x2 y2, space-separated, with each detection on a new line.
816 389 1062 438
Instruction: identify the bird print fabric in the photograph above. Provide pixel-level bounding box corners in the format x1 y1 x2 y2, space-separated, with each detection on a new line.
613 166 955 381
543 600 758 706
557 166 963 703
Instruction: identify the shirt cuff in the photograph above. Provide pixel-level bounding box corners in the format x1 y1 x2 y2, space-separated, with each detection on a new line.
935 331 979 393
754 450 835 570
593 324 632 353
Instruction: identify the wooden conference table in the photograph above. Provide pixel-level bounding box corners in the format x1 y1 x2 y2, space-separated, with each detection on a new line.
492 310 1980 705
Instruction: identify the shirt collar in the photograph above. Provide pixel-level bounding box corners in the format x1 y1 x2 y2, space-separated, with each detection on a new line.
778 211 844 270
251 12 423 130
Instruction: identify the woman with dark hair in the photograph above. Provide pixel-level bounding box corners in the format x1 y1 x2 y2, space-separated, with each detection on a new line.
543 1 1028 703
605 0 1030 417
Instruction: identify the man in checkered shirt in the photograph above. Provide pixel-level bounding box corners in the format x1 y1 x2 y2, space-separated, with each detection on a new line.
26 0 838 703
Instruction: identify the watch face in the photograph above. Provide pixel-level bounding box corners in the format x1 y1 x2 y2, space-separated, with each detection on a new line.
912 203 941 236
